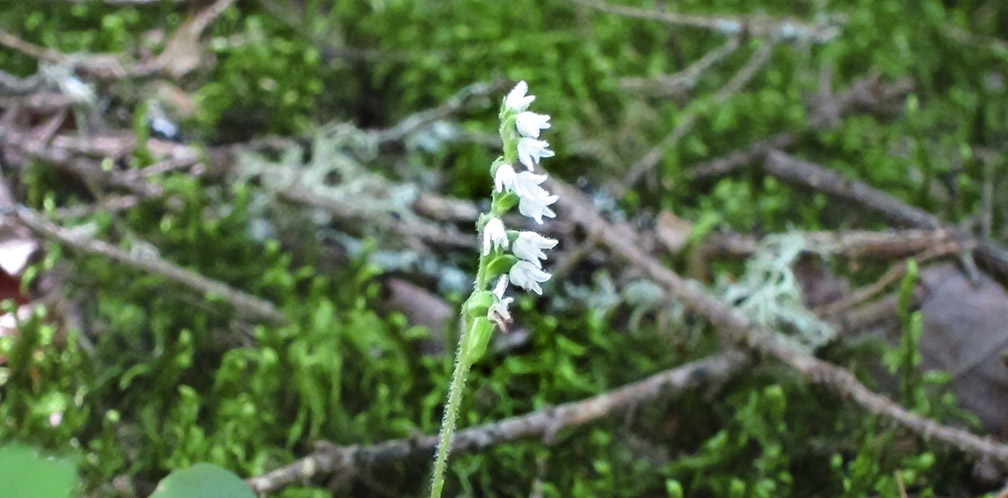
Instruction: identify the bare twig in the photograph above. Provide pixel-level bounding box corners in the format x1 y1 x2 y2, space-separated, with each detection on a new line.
816 239 969 318
763 150 940 228
278 187 476 250
12 207 286 323
619 37 741 98
762 150 1008 280
565 0 842 42
38 0 191 3
0 30 64 63
550 177 1008 466
701 229 960 261
371 79 509 145
622 40 777 192
245 351 747 493
689 75 913 182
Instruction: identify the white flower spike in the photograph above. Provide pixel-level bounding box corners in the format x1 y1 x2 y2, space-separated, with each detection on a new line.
517 137 555 170
482 217 509 255
515 111 551 138
504 81 535 112
494 163 517 193
509 260 552 295
512 232 558 268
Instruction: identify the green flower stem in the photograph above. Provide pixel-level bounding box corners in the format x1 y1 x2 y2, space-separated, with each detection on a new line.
430 100 518 498
429 316 475 498
430 229 495 498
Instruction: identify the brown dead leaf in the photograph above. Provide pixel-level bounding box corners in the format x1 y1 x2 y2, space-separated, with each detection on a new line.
918 263 1008 436
655 210 692 254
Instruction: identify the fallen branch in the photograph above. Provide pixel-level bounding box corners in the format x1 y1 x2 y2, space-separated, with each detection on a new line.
549 177 1008 465
371 79 510 145
689 74 913 182
762 150 1008 280
619 37 741 98
245 351 747 493
622 39 777 192
816 238 968 318
12 207 286 323
565 0 842 43
701 228 960 260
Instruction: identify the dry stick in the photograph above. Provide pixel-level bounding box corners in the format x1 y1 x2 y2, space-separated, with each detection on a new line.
816 239 970 318
547 177 1008 464
701 229 959 261
619 37 741 98
0 30 64 63
762 150 1008 281
565 0 842 42
622 40 777 192
245 351 747 493
38 0 191 3
689 75 913 182
371 79 510 145
13 207 287 324
279 187 475 249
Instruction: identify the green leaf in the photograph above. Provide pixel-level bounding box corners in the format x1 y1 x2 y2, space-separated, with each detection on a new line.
150 463 255 498
0 444 77 498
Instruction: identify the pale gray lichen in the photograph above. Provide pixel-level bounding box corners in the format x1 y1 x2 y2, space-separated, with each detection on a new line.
718 232 836 351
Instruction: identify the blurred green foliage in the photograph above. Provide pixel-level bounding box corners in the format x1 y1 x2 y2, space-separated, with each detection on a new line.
1 0 1006 496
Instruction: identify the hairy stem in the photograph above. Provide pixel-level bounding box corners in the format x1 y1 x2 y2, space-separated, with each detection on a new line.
429 318 474 498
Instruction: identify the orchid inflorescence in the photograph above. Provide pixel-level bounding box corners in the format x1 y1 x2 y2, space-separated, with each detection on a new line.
480 80 559 324
429 81 559 498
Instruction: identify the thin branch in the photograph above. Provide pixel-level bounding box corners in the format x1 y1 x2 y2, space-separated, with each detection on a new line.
245 351 747 493
762 150 1008 281
619 37 741 98
816 239 968 318
12 207 287 323
370 79 510 145
763 150 940 228
688 74 913 182
701 229 960 261
37 0 191 3
278 187 476 249
622 39 777 192
565 0 842 43
549 177 1008 466
0 29 65 63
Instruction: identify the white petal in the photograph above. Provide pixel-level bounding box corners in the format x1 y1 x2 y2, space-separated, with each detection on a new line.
515 111 551 138
517 195 557 225
492 275 509 299
482 218 508 255
504 81 535 112
512 232 558 268
516 137 554 170
511 171 548 198
509 260 551 295
494 163 517 193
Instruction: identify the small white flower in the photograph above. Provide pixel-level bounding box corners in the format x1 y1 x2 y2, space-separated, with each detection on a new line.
517 185 558 225
508 170 546 197
517 137 554 170
504 81 535 112
509 260 551 295
494 163 517 193
512 232 558 268
482 217 509 255
515 111 551 138
488 276 514 329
